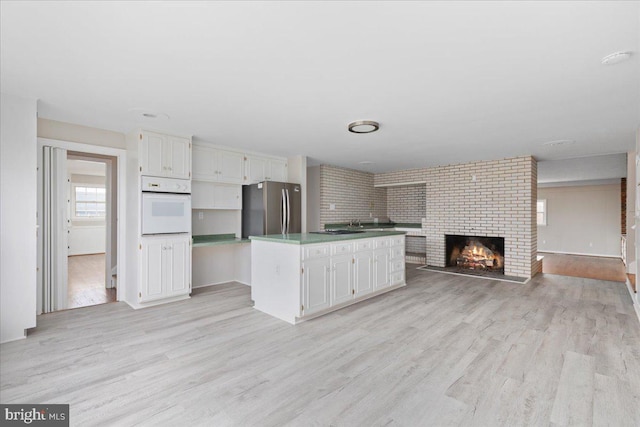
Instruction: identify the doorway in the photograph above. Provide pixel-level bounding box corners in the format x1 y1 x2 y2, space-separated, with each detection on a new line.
37 138 127 314
66 155 116 308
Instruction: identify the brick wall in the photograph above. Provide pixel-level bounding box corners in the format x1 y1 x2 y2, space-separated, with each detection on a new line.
386 185 426 223
320 165 387 228
375 156 540 279
406 235 427 254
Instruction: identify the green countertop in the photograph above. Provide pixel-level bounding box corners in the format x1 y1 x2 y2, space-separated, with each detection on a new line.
192 234 250 248
249 230 406 245
324 222 421 230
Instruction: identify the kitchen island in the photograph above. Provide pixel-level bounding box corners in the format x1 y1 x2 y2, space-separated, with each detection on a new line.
250 231 406 324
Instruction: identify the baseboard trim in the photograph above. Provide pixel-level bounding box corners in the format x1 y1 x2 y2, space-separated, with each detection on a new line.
625 277 640 325
538 250 621 259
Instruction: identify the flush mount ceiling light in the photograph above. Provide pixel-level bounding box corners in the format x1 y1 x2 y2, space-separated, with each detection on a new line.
601 51 632 65
542 139 575 147
128 108 170 121
348 120 379 134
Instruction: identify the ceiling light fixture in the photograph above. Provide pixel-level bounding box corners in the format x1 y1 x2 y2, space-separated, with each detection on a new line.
348 120 379 134
601 51 632 65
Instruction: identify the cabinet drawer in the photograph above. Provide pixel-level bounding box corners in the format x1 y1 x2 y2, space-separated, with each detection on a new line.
390 259 404 273
390 247 404 260
390 271 405 285
374 238 390 249
331 242 353 255
390 236 405 247
355 240 374 252
303 244 330 260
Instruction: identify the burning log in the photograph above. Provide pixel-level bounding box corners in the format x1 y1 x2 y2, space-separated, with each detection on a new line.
456 240 503 270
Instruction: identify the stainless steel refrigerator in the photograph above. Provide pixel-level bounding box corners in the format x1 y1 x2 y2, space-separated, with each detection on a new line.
242 181 301 237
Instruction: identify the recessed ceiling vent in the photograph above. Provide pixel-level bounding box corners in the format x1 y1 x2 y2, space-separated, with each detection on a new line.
542 139 575 147
129 108 170 121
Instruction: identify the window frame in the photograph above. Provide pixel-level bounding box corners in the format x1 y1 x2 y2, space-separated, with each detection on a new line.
537 199 547 226
71 183 107 221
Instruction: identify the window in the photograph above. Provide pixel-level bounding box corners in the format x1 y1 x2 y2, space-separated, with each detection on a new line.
537 199 547 226
73 185 106 218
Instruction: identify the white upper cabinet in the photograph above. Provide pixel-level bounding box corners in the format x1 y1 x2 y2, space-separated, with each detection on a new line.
244 154 288 184
192 144 245 184
140 131 191 179
269 159 288 182
191 182 242 210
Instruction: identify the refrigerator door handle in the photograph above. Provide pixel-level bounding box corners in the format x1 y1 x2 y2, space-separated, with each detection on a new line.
281 188 286 234
286 188 291 234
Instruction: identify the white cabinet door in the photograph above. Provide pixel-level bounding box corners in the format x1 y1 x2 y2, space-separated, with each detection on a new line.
302 257 331 315
167 136 191 179
218 150 244 184
192 144 218 181
212 183 242 209
167 237 190 296
140 238 165 302
192 182 241 210
269 159 288 182
373 247 390 290
141 132 191 179
354 250 373 298
331 253 354 306
140 236 190 303
191 181 215 209
141 132 165 177
245 155 268 184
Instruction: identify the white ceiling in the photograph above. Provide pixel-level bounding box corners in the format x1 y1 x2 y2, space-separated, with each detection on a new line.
2 1 639 173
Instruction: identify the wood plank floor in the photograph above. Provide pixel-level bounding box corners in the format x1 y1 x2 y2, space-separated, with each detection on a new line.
68 254 116 309
1 268 639 426
539 252 627 283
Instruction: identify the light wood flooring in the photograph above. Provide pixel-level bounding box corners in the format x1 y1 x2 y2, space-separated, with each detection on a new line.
1 268 639 426
540 252 628 283
68 254 116 309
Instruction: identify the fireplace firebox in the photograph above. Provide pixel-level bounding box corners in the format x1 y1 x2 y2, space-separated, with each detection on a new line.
445 235 505 274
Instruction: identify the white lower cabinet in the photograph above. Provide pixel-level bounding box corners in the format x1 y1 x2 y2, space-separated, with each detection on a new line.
331 253 354 305
140 235 191 303
299 236 404 318
353 250 373 298
302 257 331 315
373 247 390 290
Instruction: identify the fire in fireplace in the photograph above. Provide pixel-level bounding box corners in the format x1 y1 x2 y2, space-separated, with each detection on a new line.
445 235 505 273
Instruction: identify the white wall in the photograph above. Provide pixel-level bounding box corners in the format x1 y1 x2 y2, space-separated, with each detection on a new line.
538 184 621 257
38 118 125 149
1 92 37 343
627 151 636 274
192 210 241 237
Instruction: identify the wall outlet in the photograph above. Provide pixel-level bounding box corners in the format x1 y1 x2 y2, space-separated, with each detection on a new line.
198 212 204 220
329 203 336 211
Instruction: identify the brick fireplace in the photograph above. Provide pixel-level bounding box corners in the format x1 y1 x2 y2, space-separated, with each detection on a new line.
375 156 541 279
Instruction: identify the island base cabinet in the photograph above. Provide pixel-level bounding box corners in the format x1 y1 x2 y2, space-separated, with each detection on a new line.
251 235 406 325
331 253 354 306
140 235 191 303
353 250 374 298
302 257 331 316
373 248 390 290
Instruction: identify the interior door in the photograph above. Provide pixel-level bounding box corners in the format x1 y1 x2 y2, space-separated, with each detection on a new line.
42 146 69 312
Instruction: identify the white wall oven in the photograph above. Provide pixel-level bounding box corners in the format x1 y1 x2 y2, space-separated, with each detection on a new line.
141 176 191 235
